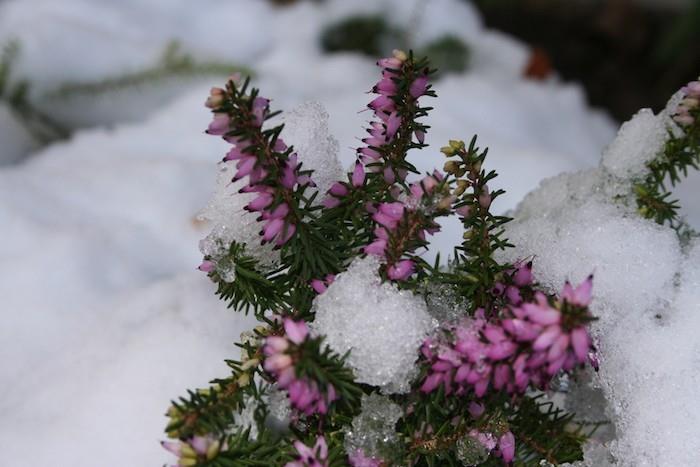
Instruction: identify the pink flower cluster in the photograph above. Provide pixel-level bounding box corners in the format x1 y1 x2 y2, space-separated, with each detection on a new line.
673 79 700 127
468 429 515 464
363 172 444 280
205 84 311 247
310 274 336 294
285 436 329 467
420 274 595 397
263 319 337 416
161 435 222 466
323 162 366 209
348 449 383 467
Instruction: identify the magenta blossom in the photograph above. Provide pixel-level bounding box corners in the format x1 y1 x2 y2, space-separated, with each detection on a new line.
348 449 383 467
285 436 329 467
263 319 338 416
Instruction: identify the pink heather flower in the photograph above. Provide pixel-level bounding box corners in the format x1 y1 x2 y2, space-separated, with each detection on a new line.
198 260 215 273
251 97 269 127
682 80 700 98
364 238 388 257
414 129 425 144
206 113 230 135
455 205 472 217
285 436 329 467
284 318 309 345
204 87 225 109
374 77 397 95
468 401 485 419
561 274 593 307
352 162 366 187
385 112 402 139
469 430 497 451
348 449 383 467
387 259 415 281
409 76 429 98
513 261 533 287
310 274 336 294
498 431 516 463
245 192 274 212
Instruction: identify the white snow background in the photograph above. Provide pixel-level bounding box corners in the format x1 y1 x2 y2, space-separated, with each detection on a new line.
0 0 697 465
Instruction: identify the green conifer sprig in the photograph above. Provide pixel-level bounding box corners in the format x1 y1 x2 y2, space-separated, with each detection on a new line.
635 103 700 237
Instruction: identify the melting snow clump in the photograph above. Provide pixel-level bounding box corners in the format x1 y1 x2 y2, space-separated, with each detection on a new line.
280 101 344 197
601 108 666 180
343 393 403 460
312 256 435 393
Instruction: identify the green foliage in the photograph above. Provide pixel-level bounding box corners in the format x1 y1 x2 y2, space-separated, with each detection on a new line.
0 40 69 144
634 105 700 239
210 242 288 318
321 17 470 78
505 395 596 466
440 136 513 311
417 35 471 78
47 41 251 99
320 15 402 57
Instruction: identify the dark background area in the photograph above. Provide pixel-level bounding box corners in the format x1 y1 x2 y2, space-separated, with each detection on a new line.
472 0 700 121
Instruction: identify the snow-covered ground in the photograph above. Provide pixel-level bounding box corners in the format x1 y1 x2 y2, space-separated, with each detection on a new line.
0 0 695 465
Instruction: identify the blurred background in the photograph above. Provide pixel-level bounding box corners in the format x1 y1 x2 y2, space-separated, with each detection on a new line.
0 0 697 465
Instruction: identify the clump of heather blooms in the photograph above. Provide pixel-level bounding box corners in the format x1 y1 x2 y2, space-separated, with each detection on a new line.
420 275 596 397
165 50 607 467
286 436 330 467
673 79 700 127
263 319 338 416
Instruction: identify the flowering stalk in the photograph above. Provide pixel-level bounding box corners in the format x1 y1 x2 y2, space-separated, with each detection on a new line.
204 76 315 250
442 137 513 310
322 50 434 216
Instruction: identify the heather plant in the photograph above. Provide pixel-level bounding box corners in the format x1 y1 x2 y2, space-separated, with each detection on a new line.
162 50 609 466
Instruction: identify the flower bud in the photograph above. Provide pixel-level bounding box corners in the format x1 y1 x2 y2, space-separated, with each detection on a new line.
444 160 460 174
449 139 465 151
393 49 408 62
440 145 456 156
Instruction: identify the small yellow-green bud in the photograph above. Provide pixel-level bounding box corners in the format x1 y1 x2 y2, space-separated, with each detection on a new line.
454 180 469 196
206 440 221 460
237 373 251 387
443 160 460 174
449 139 465 151
181 444 197 459
393 49 408 61
440 146 456 156
240 358 260 371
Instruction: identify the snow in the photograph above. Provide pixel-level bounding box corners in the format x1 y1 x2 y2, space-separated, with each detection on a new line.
0 0 696 465
601 108 667 180
312 256 435 393
500 101 700 466
343 393 403 460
